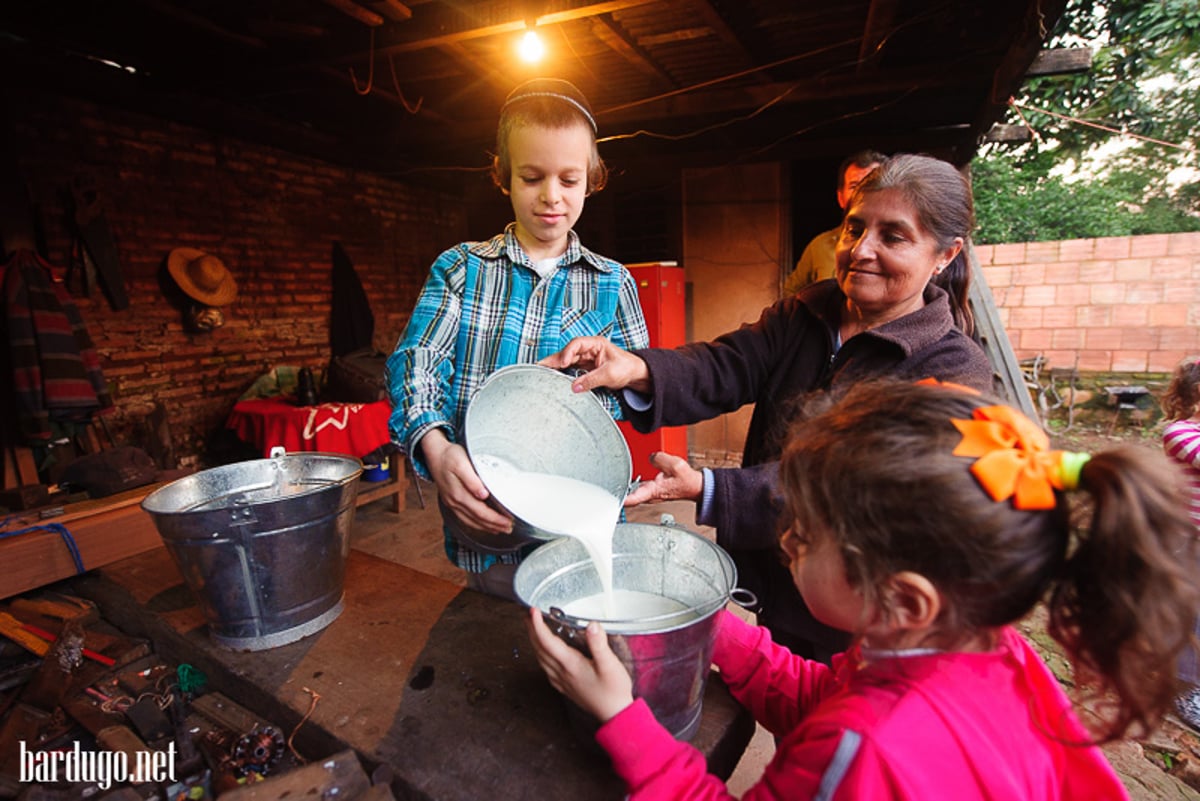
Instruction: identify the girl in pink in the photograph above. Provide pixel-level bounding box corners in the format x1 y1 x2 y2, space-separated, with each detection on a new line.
528 378 1199 800
1163 357 1200 728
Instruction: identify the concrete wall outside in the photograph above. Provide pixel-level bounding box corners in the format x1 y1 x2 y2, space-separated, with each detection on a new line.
977 232 1200 374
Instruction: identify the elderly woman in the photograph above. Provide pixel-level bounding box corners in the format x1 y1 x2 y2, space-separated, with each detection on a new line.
541 153 995 661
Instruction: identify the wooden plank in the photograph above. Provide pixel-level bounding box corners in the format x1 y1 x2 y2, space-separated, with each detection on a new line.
984 123 1033 143
967 248 1038 421
1027 47 1093 76
2 446 38 490
0 482 167 600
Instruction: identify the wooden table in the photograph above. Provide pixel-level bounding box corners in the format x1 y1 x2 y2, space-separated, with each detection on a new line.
73 547 756 800
226 398 392 459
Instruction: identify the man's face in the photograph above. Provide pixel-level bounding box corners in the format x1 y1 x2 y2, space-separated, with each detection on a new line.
836 162 880 210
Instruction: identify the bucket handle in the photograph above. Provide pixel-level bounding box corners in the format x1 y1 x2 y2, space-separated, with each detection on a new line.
729 587 760 614
546 607 594 658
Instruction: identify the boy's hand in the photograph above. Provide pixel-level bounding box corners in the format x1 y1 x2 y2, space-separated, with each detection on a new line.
526 607 634 723
624 451 704 506
539 336 652 395
420 429 513 533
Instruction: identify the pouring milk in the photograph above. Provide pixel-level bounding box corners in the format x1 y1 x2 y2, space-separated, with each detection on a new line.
474 455 621 616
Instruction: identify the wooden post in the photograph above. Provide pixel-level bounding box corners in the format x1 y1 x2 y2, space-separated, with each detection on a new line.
967 247 1038 421
3 445 39 490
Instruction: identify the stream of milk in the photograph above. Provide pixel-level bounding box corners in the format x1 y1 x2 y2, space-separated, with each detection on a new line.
474 455 621 616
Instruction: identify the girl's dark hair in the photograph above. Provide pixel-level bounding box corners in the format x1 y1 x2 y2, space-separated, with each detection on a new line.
851 153 976 337
1162 358 1200 421
779 379 1199 742
491 79 607 194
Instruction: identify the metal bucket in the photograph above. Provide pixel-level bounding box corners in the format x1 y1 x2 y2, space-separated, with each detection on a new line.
141 449 362 651
463 364 632 550
514 521 737 740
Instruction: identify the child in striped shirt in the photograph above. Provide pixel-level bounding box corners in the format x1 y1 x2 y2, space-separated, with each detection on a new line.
1163 357 1200 728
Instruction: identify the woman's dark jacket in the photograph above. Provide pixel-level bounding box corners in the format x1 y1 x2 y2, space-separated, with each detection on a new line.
625 279 994 650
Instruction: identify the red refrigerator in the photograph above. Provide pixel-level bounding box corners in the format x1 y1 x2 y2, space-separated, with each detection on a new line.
619 262 688 478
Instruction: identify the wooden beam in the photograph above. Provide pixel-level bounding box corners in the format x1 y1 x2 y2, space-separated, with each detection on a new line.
132 0 266 48
589 15 678 85
438 42 515 94
858 0 902 71
367 0 414 23
320 0 386 28
971 0 1069 152
597 58 996 122
683 0 773 85
316 0 659 64
1026 47 1092 76
984 123 1033 143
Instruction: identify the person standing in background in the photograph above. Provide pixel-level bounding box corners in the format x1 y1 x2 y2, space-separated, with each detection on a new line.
783 150 886 295
1162 357 1200 729
386 78 648 599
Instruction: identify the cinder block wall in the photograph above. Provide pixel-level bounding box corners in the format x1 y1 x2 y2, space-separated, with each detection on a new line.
976 232 1200 374
5 90 468 468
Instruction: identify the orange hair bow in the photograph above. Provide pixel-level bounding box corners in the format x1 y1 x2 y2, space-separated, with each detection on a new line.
916 377 982 395
951 405 1089 510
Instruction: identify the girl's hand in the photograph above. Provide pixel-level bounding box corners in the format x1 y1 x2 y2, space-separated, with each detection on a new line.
526 607 634 723
539 336 652 394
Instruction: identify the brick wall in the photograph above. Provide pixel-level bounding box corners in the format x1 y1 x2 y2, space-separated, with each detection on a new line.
5 90 467 468
975 232 1200 374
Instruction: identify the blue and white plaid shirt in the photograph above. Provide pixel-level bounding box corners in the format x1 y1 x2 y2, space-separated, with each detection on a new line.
386 223 649 570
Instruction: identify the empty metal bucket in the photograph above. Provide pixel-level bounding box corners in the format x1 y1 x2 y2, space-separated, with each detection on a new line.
514 521 737 740
141 449 361 651
463 364 632 549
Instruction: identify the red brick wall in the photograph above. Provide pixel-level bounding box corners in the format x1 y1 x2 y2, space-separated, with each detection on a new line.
5 91 467 468
976 232 1200 374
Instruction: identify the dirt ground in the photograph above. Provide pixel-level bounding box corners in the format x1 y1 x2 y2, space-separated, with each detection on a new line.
1035 408 1200 799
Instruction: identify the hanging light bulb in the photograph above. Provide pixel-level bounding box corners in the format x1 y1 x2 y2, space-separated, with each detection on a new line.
518 22 545 63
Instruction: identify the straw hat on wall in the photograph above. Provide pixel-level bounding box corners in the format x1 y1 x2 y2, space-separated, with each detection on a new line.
167 248 238 307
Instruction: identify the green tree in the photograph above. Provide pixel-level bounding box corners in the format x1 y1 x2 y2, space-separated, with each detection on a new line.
974 0 1200 243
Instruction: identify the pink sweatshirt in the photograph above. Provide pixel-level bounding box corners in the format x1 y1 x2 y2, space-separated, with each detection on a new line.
596 610 1128 800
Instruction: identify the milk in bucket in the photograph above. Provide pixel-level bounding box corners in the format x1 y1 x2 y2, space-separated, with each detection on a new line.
473 454 621 616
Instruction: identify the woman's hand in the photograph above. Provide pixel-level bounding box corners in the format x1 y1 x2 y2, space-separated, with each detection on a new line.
625 451 704 506
420 429 513 533
539 336 652 395
527 607 635 723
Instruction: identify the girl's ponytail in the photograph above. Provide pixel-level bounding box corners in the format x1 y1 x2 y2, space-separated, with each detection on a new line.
1047 447 1200 740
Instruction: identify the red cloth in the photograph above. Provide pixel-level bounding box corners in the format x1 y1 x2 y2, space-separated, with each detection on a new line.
226 398 391 458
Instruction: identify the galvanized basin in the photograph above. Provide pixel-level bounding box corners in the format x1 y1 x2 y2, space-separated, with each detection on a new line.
141 449 361 650
515 521 737 741
462 364 632 549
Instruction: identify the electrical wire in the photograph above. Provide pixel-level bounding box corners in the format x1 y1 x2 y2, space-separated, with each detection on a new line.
287 686 321 764
350 27 375 96
1009 98 1195 151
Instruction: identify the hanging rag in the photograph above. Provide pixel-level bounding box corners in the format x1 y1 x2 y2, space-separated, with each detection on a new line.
329 240 374 357
67 175 130 310
1 249 113 442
